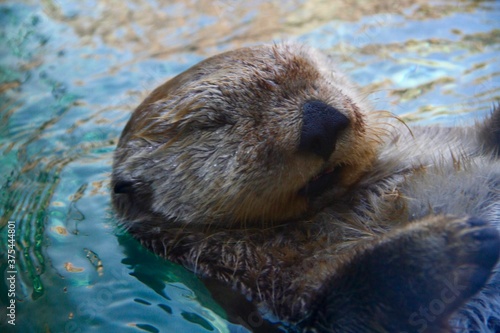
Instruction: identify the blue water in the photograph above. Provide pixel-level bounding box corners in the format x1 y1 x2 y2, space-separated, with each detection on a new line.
0 1 499 332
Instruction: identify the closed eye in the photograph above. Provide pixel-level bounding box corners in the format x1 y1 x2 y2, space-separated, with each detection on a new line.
189 113 236 131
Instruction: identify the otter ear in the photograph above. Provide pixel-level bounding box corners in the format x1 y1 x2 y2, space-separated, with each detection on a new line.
113 180 135 194
479 104 500 155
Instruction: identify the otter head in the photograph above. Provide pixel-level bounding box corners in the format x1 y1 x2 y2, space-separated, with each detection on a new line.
112 43 381 228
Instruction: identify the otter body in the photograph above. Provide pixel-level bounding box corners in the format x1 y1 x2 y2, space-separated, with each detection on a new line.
112 43 500 332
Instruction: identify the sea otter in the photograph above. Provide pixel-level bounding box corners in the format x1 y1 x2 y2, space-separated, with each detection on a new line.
111 43 500 332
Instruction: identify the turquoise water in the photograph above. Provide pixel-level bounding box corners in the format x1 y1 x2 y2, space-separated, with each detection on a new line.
0 1 499 332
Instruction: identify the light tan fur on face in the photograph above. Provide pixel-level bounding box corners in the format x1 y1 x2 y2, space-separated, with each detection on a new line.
113 43 383 226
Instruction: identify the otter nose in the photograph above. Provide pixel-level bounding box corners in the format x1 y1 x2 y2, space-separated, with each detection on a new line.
299 100 350 160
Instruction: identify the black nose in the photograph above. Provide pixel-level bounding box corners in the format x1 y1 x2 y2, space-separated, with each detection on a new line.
299 100 350 161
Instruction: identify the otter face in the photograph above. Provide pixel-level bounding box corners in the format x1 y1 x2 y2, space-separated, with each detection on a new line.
112 43 380 227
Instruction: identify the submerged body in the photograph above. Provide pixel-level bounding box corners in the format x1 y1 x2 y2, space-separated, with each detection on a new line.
112 43 500 332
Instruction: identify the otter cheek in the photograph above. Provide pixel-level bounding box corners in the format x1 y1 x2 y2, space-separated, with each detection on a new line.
227 184 308 224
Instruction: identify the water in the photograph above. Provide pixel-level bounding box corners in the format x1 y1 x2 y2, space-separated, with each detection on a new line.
0 0 499 332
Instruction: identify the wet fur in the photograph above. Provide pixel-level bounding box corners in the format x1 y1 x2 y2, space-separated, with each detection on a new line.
112 43 500 332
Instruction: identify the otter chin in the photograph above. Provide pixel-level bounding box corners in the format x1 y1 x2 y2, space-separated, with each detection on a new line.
112 42 500 333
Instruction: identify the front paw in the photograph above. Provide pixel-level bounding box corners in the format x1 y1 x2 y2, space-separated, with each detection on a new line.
307 216 500 333
440 217 499 297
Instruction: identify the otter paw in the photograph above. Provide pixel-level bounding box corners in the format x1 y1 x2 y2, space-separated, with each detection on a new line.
307 216 500 333
397 216 500 333
388 216 500 314
436 217 500 300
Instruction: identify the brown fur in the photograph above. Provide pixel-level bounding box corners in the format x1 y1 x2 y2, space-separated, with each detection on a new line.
112 43 500 332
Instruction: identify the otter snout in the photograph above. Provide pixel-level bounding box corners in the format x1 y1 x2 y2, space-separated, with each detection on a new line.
299 100 350 160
